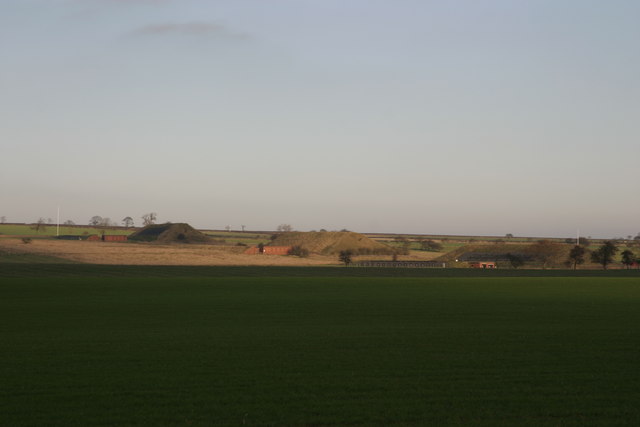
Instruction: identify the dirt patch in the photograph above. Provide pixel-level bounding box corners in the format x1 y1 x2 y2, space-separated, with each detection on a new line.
0 238 340 266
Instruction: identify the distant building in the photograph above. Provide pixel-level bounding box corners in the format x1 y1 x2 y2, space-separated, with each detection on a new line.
468 261 497 269
102 235 127 242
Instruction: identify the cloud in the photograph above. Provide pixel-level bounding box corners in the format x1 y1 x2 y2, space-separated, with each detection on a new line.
129 21 248 39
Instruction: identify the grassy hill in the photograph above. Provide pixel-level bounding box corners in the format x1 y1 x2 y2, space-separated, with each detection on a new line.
438 242 640 269
128 223 211 244
270 231 394 255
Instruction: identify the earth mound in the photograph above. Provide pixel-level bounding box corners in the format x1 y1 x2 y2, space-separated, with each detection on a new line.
269 231 393 255
128 223 211 244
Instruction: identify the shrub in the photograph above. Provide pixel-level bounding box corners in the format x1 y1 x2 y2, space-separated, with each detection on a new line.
419 239 443 252
288 245 309 258
506 253 524 269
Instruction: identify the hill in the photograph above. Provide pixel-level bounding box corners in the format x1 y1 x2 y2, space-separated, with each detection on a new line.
128 223 211 244
269 231 393 255
436 242 570 268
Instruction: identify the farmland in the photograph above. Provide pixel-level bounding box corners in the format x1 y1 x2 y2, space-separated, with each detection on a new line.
5 224 640 269
3 223 639 269
0 223 133 238
2 265 640 426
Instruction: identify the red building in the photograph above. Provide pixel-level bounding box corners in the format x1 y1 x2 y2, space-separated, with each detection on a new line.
469 261 497 269
102 235 127 242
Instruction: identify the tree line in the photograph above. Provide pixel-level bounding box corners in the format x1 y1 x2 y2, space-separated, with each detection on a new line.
567 241 638 270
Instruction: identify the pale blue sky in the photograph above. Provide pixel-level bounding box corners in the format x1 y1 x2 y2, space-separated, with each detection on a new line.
1 0 639 237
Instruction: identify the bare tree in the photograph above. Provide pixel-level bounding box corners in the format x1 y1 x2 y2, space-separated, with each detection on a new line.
122 217 134 228
0 216 6 224
531 240 563 269
394 237 411 255
506 253 524 269
225 225 231 232
339 250 353 266
277 224 293 233
89 216 103 226
241 225 246 233
141 213 157 226
63 220 75 226
32 217 47 233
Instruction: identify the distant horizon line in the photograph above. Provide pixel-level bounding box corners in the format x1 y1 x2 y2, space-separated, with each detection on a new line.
0 221 628 241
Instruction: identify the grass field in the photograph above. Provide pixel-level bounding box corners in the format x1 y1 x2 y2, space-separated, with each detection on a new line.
202 231 272 246
2 265 640 425
0 249 75 264
0 224 132 237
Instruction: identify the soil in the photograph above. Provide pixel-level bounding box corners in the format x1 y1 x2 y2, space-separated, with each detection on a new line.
0 238 341 266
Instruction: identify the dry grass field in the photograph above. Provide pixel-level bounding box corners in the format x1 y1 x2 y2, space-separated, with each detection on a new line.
0 239 341 266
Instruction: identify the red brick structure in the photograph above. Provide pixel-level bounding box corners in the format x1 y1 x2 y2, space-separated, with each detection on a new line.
469 261 497 269
102 235 128 242
244 246 293 255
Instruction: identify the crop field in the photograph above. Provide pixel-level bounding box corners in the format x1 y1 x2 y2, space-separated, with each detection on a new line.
202 231 272 246
0 224 132 237
2 266 640 426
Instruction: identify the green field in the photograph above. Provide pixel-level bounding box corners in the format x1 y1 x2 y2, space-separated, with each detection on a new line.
202 231 273 246
2 266 640 426
0 224 132 237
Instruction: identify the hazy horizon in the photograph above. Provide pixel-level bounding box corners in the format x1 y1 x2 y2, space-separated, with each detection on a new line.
2 0 639 239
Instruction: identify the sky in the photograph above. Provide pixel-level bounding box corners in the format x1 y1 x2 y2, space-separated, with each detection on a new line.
1 0 639 238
